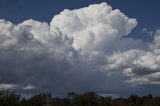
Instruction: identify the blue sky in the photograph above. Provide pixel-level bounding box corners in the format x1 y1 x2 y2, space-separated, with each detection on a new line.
0 0 160 41
0 0 160 97
0 0 159 26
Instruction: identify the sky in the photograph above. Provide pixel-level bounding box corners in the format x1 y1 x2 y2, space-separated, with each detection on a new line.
0 0 160 41
0 0 160 97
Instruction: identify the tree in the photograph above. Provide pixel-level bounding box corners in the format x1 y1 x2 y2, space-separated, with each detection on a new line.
0 90 21 106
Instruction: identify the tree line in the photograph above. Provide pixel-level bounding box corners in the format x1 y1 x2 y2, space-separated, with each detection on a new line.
0 90 160 106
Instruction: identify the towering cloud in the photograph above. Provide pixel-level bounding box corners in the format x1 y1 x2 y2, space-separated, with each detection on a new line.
0 2 159 96
50 3 137 51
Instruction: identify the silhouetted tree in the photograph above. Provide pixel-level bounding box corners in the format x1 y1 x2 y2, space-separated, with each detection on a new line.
0 90 160 106
0 90 21 106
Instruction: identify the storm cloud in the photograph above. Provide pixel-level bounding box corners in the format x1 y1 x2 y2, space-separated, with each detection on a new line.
0 2 160 96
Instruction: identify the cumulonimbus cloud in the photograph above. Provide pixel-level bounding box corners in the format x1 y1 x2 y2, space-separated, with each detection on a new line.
0 2 160 96
50 3 137 51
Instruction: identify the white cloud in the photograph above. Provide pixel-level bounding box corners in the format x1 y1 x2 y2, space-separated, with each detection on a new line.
50 2 137 50
0 2 160 96
23 85 35 90
0 83 17 90
104 46 160 85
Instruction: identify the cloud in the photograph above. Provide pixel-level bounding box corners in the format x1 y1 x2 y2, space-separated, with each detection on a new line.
103 28 160 86
23 85 35 90
50 3 137 51
154 29 160 47
104 49 160 85
0 83 17 90
142 28 153 36
0 2 159 96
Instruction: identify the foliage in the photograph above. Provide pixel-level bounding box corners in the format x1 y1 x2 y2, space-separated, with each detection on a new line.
0 90 160 106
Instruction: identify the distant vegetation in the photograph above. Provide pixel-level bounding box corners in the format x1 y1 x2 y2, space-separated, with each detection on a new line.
0 90 160 106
